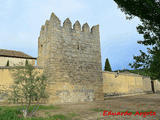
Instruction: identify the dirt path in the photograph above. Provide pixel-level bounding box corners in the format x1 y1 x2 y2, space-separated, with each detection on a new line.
37 94 160 119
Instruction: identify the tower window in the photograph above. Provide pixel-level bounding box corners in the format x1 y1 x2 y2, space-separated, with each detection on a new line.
77 44 80 50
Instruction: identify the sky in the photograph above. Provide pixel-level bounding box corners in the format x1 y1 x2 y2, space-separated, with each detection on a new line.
0 0 146 71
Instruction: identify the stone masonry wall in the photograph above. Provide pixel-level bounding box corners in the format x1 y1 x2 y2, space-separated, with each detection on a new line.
1 68 160 103
154 80 160 93
0 67 43 102
103 71 152 97
37 13 103 104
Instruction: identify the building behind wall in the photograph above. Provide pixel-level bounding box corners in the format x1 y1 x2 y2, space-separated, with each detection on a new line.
0 49 36 66
37 12 103 104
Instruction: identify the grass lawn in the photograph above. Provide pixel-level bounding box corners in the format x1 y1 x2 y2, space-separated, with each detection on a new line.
0 105 78 120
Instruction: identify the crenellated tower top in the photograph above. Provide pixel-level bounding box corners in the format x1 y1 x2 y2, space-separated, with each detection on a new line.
63 18 72 30
39 12 99 35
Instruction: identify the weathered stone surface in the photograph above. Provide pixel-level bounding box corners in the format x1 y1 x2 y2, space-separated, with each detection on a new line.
37 12 103 104
103 71 153 96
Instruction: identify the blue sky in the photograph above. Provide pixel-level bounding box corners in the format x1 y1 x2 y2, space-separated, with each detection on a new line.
0 0 146 70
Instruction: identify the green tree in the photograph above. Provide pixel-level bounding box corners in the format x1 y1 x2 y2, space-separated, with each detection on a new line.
114 0 160 80
9 64 48 118
6 60 9 66
25 59 29 66
104 58 112 71
114 0 160 24
149 50 160 80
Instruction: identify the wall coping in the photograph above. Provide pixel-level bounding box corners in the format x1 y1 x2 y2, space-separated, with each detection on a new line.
102 71 150 78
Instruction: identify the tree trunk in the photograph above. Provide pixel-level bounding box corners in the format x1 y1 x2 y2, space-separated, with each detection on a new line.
22 109 27 118
23 98 31 118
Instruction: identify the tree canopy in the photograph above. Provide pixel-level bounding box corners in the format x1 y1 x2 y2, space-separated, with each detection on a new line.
104 58 112 72
114 0 160 25
9 64 48 117
114 0 160 80
6 60 9 66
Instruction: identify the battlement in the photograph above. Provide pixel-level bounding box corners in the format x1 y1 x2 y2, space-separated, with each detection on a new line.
40 12 99 36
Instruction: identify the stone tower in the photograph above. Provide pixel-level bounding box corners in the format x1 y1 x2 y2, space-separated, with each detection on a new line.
38 13 103 104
